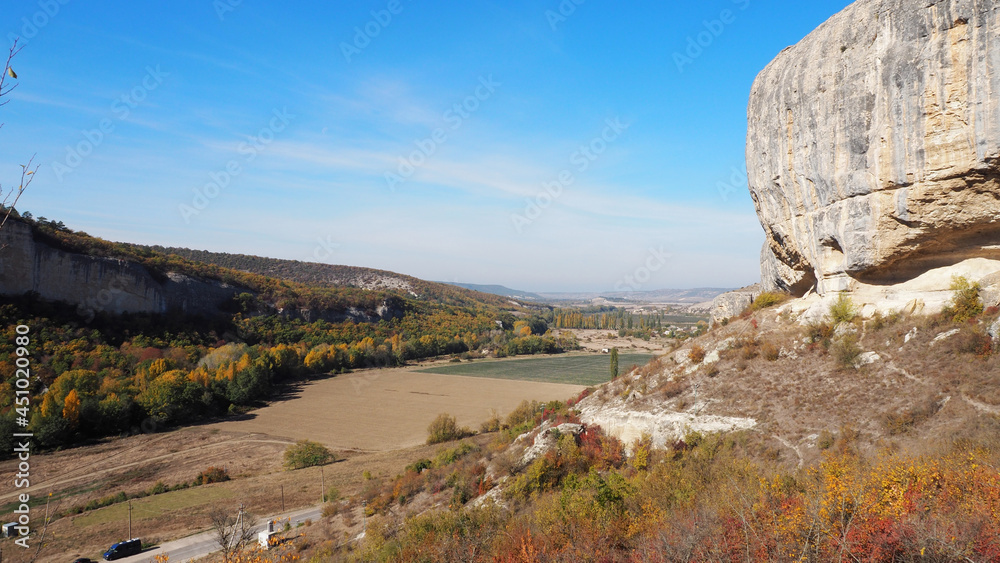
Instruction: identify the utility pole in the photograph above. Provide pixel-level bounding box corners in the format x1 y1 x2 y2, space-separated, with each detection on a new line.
227 503 245 552
280 484 285 512
128 500 133 538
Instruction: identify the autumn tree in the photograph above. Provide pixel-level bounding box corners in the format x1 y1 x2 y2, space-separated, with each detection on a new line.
62 389 81 426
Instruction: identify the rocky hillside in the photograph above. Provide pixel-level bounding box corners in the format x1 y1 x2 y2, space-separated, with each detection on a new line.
150 246 509 308
748 0 1000 300
0 218 244 318
576 297 1000 466
0 216 510 320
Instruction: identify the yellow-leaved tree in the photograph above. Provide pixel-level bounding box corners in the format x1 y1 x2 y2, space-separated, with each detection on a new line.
62 389 81 426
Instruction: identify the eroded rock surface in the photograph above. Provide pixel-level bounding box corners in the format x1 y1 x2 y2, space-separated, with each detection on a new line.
748 0 1000 294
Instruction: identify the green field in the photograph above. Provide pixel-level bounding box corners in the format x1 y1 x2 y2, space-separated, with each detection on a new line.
417 353 655 386
72 486 235 527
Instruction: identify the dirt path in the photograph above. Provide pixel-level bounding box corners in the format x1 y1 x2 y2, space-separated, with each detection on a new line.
0 434 295 503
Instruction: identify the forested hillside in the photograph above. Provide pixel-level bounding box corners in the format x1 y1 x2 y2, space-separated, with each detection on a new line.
0 215 577 455
149 245 514 309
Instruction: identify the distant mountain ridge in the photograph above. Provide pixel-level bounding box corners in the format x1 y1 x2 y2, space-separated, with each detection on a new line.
442 283 545 301
538 288 734 303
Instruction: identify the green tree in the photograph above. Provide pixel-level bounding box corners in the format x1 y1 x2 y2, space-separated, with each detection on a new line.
829 293 857 325
944 275 983 323
427 413 470 445
283 439 335 470
610 348 619 380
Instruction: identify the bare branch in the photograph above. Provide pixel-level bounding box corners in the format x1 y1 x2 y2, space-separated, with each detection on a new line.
0 39 24 108
0 154 38 232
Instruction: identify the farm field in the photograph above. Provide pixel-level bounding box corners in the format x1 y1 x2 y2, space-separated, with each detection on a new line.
207 366 587 451
417 353 655 386
0 427 491 561
0 365 589 560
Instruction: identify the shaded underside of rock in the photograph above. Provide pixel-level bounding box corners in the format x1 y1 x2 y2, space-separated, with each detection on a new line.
748 0 1000 295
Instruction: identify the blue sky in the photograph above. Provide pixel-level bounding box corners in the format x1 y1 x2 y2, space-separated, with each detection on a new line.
1 0 852 293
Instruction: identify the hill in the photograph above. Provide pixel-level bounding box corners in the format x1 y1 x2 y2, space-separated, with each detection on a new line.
442 282 545 302
539 287 732 304
0 214 582 456
149 245 512 309
322 291 1000 562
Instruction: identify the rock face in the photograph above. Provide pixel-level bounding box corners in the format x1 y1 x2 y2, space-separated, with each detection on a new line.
748 0 1000 295
0 220 245 318
709 284 761 325
0 219 409 323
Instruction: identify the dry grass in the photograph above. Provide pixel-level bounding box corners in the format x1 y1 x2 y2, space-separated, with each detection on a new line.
208 365 585 451
603 304 1000 470
658 378 689 399
882 395 945 435
0 363 583 561
688 345 706 364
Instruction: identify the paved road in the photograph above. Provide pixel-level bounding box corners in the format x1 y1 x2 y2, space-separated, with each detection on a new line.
112 505 322 562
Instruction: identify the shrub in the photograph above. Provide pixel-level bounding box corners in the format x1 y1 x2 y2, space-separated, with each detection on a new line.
479 409 502 433
749 291 788 312
284 439 335 470
323 485 340 502
688 344 706 364
433 441 477 467
867 310 902 331
761 341 780 362
734 336 759 360
831 334 862 369
956 327 993 358
194 466 230 485
660 378 688 399
406 459 433 473
883 397 943 435
505 400 541 429
944 276 983 323
829 293 857 325
817 430 835 450
426 413 471 445
806 322 834 348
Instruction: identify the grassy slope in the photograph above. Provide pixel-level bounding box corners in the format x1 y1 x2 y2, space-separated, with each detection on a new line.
417 354 654 386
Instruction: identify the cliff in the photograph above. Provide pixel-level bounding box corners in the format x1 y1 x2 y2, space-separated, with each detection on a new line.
748 0 1000 296
0 219 243 318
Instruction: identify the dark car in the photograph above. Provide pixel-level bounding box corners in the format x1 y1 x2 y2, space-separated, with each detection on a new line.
72 559 95 563
102 538 142 560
